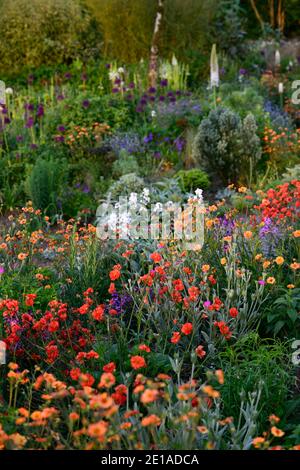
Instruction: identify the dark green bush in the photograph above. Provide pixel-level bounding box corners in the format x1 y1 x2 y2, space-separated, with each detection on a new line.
26 158 67 215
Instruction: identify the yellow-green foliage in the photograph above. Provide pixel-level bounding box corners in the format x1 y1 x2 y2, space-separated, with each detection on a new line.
0 0 91 73
85 0 217 63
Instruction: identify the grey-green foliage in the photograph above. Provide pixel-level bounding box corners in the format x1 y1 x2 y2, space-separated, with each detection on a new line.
220 84 266 132
193 107 262 184
26 158 67 215
112 150 140 178
108 173 145 200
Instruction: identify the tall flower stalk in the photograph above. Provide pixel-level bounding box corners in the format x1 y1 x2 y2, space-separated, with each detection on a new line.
210 44 219 109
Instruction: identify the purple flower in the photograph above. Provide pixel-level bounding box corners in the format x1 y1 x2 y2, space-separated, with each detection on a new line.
128 82 135 89
30 144 38 150
239 68 247 75
24 103 34 112
82 99 90 109
57 125 66 132
54 135 65 142
57 94 65 101
112 88 119 93
0 266 5 275
258 280 265 285
105 63 111 69
27 74 34 85
64 72 72 80
160 79 168 87
25 117 34 128
37 104 44 118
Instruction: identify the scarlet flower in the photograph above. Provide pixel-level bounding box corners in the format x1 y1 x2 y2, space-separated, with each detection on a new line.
171 332 181 344
48 320 59 332
138 344 151 353
70 368 81 380
181 322 193 335
188 286 199 301
109 267 121 281
150 252 162 264
195 345 206 359
25 294 37 307
229 307 238 318
103 362 116 373
173 279 184 291
45 344 59 364
92 305 105 321
130 355 146 370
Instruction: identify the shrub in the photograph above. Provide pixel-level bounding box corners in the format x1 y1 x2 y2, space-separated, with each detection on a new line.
176 168 210 192
108 173 145 199
26 158 67 215
0 0 94 74
112 149 140 178
193 107 262 184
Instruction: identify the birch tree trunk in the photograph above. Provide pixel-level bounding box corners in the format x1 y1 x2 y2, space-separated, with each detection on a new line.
148 0 164 89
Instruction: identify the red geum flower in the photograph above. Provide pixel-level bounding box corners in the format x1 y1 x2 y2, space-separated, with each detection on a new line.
229 307 239 318
195 345 206 359
109 265 121 281
139 344 151 353
25 294 37 307
130 355 146 370
171 332 181 344
70 368 81 380
150 252 162 264
103 362 116 373
92 305 105 321
181 322 193 335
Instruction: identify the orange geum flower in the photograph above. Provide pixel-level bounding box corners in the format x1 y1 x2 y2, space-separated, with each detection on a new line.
140 389 159 404
220 257 227 265
267 277 276 284
141 414 161 427
269 414 280 424
292 230 300 238
263 260 271 269
201 264 210 273
275 256 284 265
252 436 265 448
69 412 80 421
17 253 28 261
202 385 220 399
290 262 300 270
98 372 116 389
120 422 132 430
271 426 285 437
87 420 108 441
215 369 224 385
244 231 253 239
287 284 295 289
197 426 208 434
